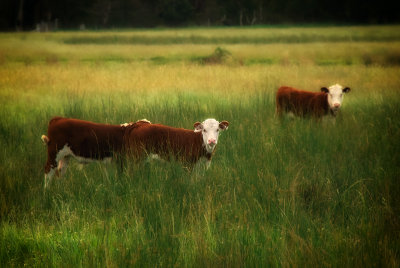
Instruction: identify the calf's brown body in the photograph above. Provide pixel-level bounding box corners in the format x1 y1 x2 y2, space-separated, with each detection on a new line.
125 123 212 164
276 86 331 117
43 116 129 174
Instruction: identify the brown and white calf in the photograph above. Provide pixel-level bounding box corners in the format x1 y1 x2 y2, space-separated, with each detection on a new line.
276 84 351 118
41 117 149 188
124 119 229 169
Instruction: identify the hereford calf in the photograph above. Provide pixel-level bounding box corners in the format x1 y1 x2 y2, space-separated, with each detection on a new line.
124 119 229 169
276 84 351 118
41 117 149 189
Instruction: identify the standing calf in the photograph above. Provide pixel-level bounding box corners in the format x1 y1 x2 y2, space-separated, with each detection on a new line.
276 84 351 118
41 117 146 189
124 119 229 169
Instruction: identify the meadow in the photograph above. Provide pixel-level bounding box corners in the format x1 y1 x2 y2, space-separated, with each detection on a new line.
0 26 399 266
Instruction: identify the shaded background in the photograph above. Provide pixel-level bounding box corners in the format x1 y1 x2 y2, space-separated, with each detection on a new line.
1 0 400 31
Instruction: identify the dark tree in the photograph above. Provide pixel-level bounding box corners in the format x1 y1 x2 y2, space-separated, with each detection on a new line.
158 0 194 26
0 0 399 30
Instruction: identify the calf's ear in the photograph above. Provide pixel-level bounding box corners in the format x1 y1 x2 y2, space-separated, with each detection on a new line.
219 121 229 130
194 122 203 132
342 87 350 93
321 87 329 93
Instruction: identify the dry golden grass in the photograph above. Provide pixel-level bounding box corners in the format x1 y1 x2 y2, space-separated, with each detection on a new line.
1 62 399 98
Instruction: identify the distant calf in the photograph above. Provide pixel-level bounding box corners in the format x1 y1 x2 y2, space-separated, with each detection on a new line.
41 117 148 188
276 84 350 118
124 119 229 169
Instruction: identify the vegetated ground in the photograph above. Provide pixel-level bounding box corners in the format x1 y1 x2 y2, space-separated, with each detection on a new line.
0 25 399 266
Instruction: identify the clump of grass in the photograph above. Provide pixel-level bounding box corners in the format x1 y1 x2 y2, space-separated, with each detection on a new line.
316 58 354 66
362 54 374 66
196 47 233 65
361 52 400 66
384 52 400 66
150 56 171 65
245 58 276 65
45 55 59 65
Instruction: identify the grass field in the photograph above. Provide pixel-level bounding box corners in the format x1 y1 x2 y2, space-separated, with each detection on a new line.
1 25 400 266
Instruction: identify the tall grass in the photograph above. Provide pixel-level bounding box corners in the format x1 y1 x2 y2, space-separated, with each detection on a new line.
0 26 399 266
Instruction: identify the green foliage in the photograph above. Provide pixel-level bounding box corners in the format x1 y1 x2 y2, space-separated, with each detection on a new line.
196 47 233 64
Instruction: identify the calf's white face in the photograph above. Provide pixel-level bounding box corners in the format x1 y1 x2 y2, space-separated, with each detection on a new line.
321 84 351 111
194 119 229 153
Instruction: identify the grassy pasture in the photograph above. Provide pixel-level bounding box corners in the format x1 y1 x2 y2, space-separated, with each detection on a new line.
0 26 400 266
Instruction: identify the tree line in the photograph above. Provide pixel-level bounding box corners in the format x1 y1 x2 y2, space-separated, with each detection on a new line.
1 0 399 31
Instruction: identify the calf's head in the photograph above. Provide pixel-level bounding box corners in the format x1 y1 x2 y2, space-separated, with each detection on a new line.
194 119 229 153
321 84 350 111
